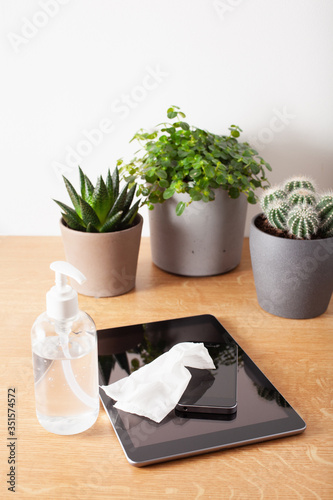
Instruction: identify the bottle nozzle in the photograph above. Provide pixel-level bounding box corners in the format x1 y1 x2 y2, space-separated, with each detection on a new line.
47 261 86 321
50 261 86 291
54 270 67 292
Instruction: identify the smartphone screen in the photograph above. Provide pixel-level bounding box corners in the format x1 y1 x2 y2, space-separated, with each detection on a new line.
176 342 238 415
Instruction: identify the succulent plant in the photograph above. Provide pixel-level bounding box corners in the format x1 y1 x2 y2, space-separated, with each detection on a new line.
285 178 315 193
317 194 333 237
288 189 317 207
266 201 289 230
287 204 319 239
260 176 333 239
261 188 287 210
54 166 140 233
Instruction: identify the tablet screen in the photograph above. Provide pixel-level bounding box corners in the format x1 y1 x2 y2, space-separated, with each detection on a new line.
98 315 306 466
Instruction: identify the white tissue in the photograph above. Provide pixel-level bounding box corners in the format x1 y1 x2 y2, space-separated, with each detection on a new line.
100 342 215 423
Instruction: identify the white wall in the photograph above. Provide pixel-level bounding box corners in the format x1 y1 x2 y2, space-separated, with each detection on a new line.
1 0 332 236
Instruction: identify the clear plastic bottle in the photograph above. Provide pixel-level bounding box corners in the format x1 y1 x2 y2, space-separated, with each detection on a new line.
31 261 99 435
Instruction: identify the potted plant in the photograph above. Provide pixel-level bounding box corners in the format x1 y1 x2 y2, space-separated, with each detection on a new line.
54 166 143 297
249 176 333 318
121 106 272 276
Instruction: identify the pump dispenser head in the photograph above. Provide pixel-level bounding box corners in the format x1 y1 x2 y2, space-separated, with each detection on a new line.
46 261 86 321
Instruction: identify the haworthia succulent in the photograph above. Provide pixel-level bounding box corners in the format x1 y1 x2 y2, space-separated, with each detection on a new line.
54 166 140 233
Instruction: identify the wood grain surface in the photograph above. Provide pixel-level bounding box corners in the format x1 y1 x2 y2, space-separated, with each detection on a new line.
0 236 332 499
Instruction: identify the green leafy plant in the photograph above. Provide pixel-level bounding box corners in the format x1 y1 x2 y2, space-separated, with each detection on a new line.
54 166 140 233
121 105 272 215
260 176 333 239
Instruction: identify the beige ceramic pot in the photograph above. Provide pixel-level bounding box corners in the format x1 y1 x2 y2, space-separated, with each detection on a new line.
60 215 143 297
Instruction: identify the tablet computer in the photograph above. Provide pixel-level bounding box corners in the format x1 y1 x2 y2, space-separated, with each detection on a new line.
98 314 306 467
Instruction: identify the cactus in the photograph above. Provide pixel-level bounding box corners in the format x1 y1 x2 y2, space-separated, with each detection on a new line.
289 189 317 207
260 176 332 239
286 204 319 239
284 177 315 193
266 201 289 230
317 193 333 237
260 188 287 211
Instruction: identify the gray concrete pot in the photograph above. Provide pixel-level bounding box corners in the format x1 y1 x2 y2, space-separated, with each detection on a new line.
148 189 248 276
249 214 333 319
60 215 143 297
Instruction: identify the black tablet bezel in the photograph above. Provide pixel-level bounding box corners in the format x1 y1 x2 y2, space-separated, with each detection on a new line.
98 314 306 467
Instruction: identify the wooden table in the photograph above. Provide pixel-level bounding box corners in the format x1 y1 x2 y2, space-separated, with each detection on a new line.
0 236 332 499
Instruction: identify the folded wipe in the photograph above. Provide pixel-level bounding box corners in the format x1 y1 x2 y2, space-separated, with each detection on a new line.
100 342 215 423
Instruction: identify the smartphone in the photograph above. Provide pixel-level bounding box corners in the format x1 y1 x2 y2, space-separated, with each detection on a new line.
175 342 238 415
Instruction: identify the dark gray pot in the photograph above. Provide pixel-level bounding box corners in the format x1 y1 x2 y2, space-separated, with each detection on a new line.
249 214 333 319
148 189 248 276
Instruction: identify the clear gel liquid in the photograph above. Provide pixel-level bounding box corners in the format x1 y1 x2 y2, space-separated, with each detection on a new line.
33 333 99 435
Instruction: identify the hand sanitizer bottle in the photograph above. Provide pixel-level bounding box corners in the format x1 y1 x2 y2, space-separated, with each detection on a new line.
31 261 99 435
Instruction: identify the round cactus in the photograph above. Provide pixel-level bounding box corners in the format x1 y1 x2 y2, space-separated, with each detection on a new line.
261 176 332 240
288 188 317 207
261 188 287 211
286 204 319 239
266 201 289 230
317 193 333 237
284 177 315 193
